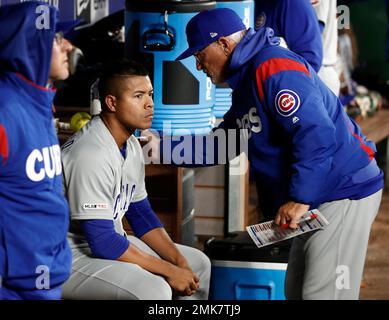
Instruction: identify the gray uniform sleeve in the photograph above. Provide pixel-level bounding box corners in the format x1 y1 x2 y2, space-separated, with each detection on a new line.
131 137 148 203
63 148 115 221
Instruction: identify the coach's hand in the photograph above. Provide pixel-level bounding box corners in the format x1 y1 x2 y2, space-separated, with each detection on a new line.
275 201 310 229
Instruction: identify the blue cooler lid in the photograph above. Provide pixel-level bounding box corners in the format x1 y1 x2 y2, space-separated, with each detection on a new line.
126 0 216 12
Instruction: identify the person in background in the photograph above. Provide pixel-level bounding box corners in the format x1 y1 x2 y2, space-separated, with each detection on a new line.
312 0 341 95
254 0 323 72
0 2 73 300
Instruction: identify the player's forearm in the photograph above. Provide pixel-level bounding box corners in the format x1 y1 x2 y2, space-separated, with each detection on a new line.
117 242 177 278
140 228 189 268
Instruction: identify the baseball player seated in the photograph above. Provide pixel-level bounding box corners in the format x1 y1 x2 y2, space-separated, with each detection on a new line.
61 59 211 300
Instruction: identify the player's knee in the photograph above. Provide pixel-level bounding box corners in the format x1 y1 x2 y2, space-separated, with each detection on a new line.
195 251 211 299
146 277 173 300
197 251 212 278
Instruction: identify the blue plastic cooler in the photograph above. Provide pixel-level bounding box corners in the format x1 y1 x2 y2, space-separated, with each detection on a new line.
204 231 291 300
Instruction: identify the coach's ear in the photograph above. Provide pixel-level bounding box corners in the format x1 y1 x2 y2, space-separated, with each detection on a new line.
104 95 117 112
217 37 234 56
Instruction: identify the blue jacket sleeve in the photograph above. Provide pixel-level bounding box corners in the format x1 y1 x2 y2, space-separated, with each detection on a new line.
257 57 337 205
80 219 130 260
125 198 163 238
278 0 323 72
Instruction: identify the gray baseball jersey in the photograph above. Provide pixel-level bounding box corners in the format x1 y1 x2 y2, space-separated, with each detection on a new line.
61 116 147 240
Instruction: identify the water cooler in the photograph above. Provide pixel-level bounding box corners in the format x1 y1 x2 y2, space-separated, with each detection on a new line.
125 0 217 135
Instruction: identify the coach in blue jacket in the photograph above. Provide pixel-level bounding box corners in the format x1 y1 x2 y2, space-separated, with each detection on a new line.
175 8 383 300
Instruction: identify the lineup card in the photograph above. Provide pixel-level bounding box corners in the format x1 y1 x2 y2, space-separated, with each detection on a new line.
246 209 329 248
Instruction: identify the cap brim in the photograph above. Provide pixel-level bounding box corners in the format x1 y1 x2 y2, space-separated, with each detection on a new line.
56 19 83 36
175 45 204 61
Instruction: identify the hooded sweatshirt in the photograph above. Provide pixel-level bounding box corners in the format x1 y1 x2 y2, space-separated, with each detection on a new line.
254 0 323 72
0 2 71 290
223 27 383 215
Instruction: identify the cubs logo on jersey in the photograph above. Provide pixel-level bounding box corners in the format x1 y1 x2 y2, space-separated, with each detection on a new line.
275 89 301 117
113 183 136 220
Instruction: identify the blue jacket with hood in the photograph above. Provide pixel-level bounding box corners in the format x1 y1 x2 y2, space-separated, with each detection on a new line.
0 3 71 290
254 0 323 72
222 28 383 215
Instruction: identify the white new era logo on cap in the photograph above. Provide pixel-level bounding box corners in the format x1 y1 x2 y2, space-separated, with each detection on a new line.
210 32 218 38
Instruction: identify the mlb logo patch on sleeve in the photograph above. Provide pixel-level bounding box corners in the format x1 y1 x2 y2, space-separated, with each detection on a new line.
275 89 301 117
83 203 109 210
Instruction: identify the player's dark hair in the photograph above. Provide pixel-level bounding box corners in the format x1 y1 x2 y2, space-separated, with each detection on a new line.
98 59 149 109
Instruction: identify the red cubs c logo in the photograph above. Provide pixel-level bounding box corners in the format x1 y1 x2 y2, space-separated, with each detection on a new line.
275 90 301 117
279 94 295 111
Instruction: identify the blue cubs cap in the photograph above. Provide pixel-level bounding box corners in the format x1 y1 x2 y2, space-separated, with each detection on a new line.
176 8 246 61
56 19 83 36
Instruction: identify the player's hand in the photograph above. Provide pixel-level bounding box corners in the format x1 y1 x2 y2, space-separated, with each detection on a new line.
176 258 200 287
275 201 310 229
166 266 199 296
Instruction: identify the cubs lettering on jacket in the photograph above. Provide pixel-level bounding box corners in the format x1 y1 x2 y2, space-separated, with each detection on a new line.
25 144 62 181
236 107 262 138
